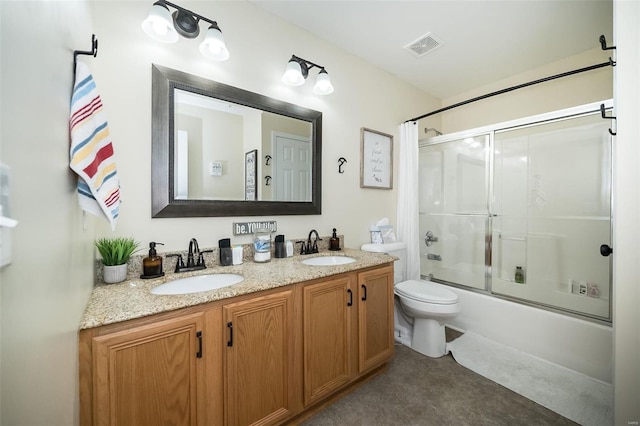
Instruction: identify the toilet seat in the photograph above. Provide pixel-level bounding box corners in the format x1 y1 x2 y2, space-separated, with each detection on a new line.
395 280 458 305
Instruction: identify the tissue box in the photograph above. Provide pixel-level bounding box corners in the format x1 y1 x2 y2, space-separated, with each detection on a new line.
370 227 383 244
370 225 394 244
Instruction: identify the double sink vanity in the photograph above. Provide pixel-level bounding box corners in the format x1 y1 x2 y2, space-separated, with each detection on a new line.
77 64 397 425
79 248 396 425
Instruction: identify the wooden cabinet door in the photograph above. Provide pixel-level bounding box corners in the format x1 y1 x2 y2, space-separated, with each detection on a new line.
92 313 206 426
303 275 354 406
357 265 395 374
223 289 296 426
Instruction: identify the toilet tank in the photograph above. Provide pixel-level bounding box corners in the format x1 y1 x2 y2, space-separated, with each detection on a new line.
360 242 406 284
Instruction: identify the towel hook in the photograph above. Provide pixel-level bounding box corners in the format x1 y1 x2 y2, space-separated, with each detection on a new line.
265 155 272 166
74 34 98 73
599 35 617 67
265 175 272 186
600 103 616 136
338 157 347 174
599 35 616 51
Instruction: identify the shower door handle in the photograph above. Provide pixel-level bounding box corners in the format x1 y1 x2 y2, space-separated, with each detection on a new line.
600 244 613 257
424 231 439 246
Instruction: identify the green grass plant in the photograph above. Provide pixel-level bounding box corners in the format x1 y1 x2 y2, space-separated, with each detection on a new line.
95 237 140 266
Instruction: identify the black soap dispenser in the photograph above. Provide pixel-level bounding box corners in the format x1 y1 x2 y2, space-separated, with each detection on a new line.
141 242 164 279
274 234 286 258
329 228 341 251
219 238 233 266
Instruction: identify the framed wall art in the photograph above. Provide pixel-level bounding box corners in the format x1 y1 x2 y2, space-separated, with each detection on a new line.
360 127 393 189
245 149 257 200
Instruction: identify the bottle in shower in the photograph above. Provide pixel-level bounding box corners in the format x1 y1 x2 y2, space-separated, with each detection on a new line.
515 266 525 284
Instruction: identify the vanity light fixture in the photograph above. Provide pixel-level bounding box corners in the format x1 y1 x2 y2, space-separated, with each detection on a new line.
142 1 229 61
281 55 334 95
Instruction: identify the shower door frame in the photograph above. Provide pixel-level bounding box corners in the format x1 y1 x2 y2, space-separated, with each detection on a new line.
419 99 614 324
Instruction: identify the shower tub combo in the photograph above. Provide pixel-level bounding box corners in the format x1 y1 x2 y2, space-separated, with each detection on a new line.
417 100 614 382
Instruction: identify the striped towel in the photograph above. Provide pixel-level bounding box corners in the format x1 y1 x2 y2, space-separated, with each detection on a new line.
69 61 120 230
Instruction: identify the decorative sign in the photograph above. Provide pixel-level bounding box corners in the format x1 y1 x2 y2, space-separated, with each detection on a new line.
233 221 278 236
360 128 393 189
245 149 257 200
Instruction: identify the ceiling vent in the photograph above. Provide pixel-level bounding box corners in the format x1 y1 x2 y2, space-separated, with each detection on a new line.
404 32 444 57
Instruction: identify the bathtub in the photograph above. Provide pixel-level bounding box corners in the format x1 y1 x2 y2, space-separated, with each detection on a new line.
444 286 612 383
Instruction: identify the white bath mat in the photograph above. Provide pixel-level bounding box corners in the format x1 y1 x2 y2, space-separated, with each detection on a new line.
447 331 613 426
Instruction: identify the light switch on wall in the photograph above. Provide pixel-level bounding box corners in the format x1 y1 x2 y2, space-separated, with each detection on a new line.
209 161 223 176
0 163 18 268
0 162 10 217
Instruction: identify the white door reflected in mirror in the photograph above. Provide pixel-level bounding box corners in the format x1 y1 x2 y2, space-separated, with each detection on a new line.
174 89 313 202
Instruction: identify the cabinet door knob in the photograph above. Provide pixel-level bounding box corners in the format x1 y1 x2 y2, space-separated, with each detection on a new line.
227 322 234 347
347 289 353 306
361 284 367 301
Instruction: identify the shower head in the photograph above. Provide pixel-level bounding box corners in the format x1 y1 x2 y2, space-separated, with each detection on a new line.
425 127 443 136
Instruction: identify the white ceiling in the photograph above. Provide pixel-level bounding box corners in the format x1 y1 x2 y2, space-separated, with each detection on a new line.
250 0 613 99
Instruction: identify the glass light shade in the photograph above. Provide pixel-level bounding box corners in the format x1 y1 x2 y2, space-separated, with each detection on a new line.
141 3 179 43
199 25 230 61
281 60 305 86
313 69 334 95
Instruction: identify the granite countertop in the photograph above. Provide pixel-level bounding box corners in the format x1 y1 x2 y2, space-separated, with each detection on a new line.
79 248 395 330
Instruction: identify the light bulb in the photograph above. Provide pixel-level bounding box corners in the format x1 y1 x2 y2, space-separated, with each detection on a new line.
313 69 334 95
281 60 305 86
199 24 230 61
152 20 169 36
141 3 178 43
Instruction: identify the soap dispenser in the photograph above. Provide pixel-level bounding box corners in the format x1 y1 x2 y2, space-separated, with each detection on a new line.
329 228 340 251
141 242 164 279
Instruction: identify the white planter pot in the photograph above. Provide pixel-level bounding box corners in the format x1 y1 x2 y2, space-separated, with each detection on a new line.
103 264 128 284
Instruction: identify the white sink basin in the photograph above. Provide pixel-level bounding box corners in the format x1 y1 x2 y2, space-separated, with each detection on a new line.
151 274 244 295
301 256 356 266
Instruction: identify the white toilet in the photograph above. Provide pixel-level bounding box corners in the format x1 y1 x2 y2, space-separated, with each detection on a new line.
361 242 460 358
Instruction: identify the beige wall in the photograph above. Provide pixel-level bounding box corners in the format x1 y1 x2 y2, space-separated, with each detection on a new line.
0 1 437 424
89 0 440 251
2 0 637 425
0 2 96 425
426 47 613 134
177 107 246 200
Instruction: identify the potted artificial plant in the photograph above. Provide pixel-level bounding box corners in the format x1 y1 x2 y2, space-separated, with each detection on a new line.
95 237 140 284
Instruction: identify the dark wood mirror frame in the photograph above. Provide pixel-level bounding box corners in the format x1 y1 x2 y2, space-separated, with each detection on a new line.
151 64 322 217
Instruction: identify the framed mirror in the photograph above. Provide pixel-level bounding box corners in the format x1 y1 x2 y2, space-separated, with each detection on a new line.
151 64 322 217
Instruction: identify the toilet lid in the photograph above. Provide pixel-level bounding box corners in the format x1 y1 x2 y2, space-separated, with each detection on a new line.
395 280 458 305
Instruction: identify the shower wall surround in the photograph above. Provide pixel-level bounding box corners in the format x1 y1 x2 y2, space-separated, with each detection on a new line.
419 100 613 321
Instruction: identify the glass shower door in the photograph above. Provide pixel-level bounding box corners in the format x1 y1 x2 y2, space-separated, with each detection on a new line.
492 113 612 319
418 135 490 290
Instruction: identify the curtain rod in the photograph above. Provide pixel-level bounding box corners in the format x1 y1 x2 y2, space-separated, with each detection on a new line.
405 59 615 123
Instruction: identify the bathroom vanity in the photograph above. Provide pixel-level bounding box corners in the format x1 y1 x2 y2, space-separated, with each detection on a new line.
78 249 395 425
